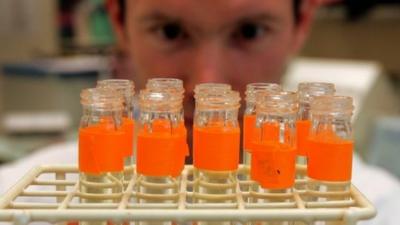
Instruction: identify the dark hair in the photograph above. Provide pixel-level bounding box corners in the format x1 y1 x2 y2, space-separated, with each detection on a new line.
118 0 125 23
117 0 302 24
294 0 302 23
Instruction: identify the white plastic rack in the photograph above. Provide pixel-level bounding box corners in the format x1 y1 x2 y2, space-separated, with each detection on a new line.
0 165 376 225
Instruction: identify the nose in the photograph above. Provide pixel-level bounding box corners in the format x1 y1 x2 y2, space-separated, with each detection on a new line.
185 42 227 94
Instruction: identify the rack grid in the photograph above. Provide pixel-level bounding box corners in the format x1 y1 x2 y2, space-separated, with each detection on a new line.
0 165 376 224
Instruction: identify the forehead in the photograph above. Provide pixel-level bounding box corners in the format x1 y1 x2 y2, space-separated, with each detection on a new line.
127 0 294 25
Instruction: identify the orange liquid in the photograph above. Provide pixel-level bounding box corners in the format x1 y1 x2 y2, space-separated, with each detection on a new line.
122 118 135 157
150 119 189 157
176 122 190 157
249 121 280 152
193 125 240 171
79 124 125 174
243 114 256 150
251 141 296 189
137 119 188 177
308 135 353 181
296 120 311 156
262 122 280 142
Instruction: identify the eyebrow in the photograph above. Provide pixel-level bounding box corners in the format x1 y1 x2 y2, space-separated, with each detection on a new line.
237 12 281 23
136 10 282 32
139 10 281 22
228 13 284 34
138 11 181 24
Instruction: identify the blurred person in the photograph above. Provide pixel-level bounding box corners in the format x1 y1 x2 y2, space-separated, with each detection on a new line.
1 1 400 224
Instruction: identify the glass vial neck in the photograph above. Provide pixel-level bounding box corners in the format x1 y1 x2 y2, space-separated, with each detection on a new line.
80 88 124 112
194 89 240 128
298 82 335 104
244 83 281 115
245 83 281 103
297 82 335 120
310 96 354 141
195 89 240 111
146 78 185 96
256 91 298 115
97 79 135 94
139 89 183 113
311 95 354 118
80 88 124 129
194 83 232 98
96 79 135 118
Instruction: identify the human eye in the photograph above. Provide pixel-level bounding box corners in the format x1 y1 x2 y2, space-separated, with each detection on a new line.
231 22 270 46
150 21 188 43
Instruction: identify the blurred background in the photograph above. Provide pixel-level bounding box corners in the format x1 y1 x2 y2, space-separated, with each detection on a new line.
0 0 399 179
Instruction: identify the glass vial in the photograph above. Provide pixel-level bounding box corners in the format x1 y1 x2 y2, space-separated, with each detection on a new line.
193 87 240 225
296 82 335 168
97 79 136 181
243 83 281 166
78 88 125 225
250 91 297 225
136 89 187 225
307 96 354 202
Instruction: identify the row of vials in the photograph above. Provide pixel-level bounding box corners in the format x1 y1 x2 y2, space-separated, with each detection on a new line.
78 79 354 208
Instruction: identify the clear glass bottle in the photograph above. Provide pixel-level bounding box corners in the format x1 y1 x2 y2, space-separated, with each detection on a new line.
243 83 282 166
78 88 125 225
193 88 240 199
97 79 136 181
307 96 354 202
144 78 188 172
296 82 335 167
193 88 240 225
250 91 297 225
136 89 187 225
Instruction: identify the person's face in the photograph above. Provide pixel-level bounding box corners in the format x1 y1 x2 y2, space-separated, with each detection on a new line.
113 0 314 95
